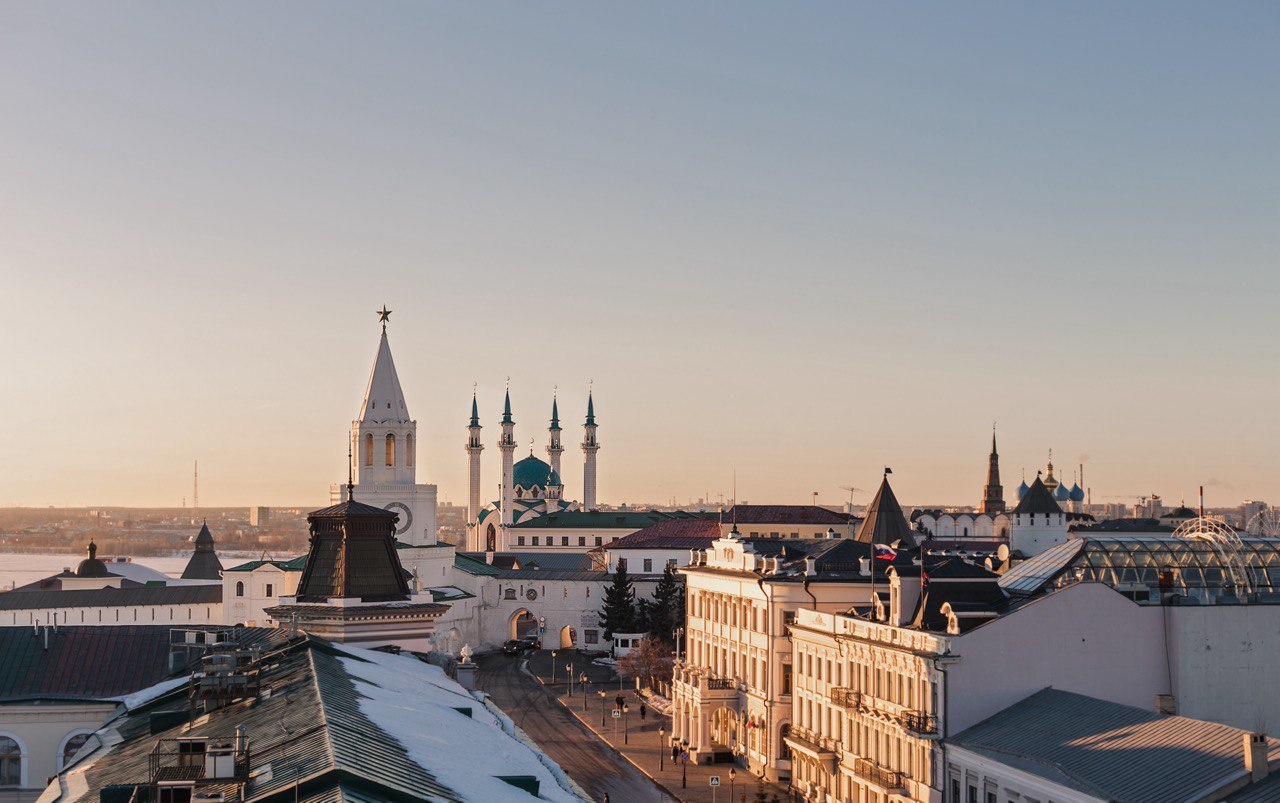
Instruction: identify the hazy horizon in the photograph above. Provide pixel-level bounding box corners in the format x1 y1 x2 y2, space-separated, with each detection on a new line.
2 4 1276 510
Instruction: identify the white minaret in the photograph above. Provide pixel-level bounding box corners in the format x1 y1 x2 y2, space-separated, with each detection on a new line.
465 390 484 549
547 393 563 477
582 390 600 510
332 306 438 545
499 387 516 527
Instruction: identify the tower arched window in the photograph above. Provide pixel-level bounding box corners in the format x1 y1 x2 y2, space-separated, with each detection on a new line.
385 433 396 466
406 433 414 467
364 434 374 466
235 581 244 597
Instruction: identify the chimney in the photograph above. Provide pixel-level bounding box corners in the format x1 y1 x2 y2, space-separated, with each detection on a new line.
485 550 495 565
43 625 49 651
858 557 871 576
804 557 817 577
1245 733 1269 783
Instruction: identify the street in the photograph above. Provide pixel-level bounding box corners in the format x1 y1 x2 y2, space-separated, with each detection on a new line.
475 651 670 803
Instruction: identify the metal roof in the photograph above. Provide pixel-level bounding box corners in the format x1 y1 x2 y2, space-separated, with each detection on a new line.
58 638 460 803
952 688 1280 803
723 505 854 525
604 518 724 550
855 477 917 547
0 583 222 611
0 625 279 702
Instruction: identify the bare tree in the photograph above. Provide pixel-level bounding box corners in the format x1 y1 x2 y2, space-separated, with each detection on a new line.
617 636 674 690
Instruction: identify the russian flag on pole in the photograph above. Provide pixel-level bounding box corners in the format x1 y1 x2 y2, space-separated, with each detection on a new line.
874 543 897 561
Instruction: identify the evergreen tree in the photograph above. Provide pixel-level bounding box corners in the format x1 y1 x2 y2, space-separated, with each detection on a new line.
646 565 683 637
634 597 653 634
598 561 636 639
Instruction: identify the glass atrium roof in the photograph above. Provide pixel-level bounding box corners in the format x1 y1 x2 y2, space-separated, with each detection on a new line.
999 535 1280 604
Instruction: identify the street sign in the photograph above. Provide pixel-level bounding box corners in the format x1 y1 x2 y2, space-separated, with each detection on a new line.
709 776 720 787
680 750 689 761
612 709 621 719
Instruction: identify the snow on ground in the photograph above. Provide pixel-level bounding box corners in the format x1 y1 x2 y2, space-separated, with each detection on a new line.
592 657 617 667
639 690 673 717
337 647 587 802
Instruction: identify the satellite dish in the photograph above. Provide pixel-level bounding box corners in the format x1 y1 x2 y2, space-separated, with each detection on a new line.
997 544 1010 563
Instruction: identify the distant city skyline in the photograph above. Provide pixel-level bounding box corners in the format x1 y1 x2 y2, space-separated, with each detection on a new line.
2 4 1276 508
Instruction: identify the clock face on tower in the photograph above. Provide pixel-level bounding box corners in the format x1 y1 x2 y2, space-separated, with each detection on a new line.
384 502 413 536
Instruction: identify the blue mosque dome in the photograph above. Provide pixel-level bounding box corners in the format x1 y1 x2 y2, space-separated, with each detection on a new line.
1017 480 1030 500
513 455 553 489
1070 483 1085 502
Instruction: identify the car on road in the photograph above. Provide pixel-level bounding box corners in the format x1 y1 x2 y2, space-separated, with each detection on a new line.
520 635 541 650
502 639 524 655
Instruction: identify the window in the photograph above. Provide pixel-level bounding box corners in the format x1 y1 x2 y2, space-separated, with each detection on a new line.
60 732 92 770
950 779 961 803
778 724 792 759
158 785 194 803
667 558 677 571
517 536 525 546
617 558 627 572
0 735 21 785
561 536 569 546
364 433 374 466
504 589 517 600
265 584 273 597
595 537 602 546
585 629 599 644
968 785 978 803
406 433 413 466
385 433 396 466
578 536 586 546
781 662 792 695
235 581 244 597
643 559 653 573
532 536 540 546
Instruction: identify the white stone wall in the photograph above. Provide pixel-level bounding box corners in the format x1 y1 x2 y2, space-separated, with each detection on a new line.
222 565 301 626
0 701 119 798
3 602 222 628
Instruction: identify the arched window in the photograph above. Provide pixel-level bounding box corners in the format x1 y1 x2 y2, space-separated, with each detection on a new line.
486 524 497 551
778 724 792 760
385 433 396 466
364 433 374 466
59 731 93 771
0 735 22 786
235 581 244 597
406 433 414 467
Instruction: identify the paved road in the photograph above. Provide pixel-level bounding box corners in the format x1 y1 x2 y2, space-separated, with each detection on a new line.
475 652 670 803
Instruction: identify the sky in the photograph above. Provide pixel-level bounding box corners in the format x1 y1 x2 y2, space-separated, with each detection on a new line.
0 3 1276 510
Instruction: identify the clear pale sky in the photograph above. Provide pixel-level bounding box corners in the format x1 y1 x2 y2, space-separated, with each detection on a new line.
1 4 1276 510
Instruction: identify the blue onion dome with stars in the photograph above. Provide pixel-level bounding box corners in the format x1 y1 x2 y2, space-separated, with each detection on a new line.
1017 479 1030 500
1070 482 1085 502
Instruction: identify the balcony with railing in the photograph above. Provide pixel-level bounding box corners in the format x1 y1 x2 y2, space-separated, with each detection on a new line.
898 710 937 736
148 736 250 785
853 757 903 791
830 687 862 711
784 725 837 772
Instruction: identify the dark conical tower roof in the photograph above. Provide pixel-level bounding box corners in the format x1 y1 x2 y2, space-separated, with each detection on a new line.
294 495 411 602
1012 475 1062 516
856 475 917 547
181 521 224 580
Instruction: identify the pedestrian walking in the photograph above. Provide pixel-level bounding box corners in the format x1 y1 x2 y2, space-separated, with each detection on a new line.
672 744 679 763
639 703 647 721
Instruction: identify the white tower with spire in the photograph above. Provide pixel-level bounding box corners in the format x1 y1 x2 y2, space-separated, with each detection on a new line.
330 307 438 546
582 391 600 510
498 388 516 529
547 393 564 477
465 390 484 550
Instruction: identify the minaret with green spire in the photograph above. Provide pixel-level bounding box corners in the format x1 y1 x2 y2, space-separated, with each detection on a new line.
499 386 516 528
547 392 564 477
465 390 484 547
582 389 600 510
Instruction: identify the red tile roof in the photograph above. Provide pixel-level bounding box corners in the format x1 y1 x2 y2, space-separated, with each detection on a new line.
606 519 723 550
725 505 855 526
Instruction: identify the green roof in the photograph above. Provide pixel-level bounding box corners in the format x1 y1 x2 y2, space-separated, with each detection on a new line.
225 555 307 572
454 553 503 577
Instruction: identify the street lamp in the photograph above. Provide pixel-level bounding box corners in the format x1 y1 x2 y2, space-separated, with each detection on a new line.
659 727 665 771
551 650 558 684
729 766 736 801
580 674 588 711
598 690 606 726
680 738 689 789
622 702 630 745
566 662 574 696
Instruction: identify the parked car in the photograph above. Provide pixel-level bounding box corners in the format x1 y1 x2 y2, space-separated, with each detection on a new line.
502 640 524 655
520 635 541 651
